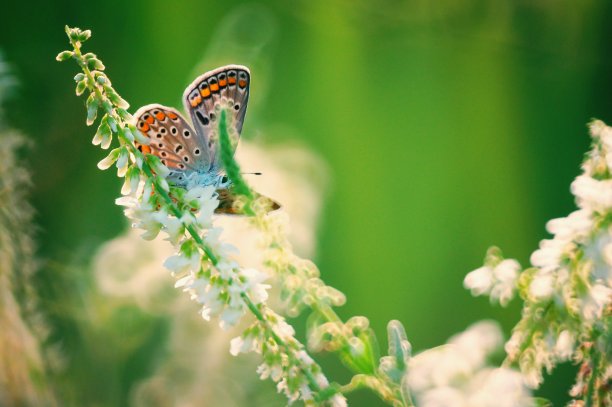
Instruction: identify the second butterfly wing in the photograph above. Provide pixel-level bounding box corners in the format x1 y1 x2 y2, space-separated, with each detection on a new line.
182 65 250 172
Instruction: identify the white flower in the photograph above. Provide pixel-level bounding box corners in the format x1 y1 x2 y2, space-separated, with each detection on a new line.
448 321 504 368
591 119 612 141
229 334 260 356
407 345 473 392
546 210 592 241
584 228 612 284
490 260 520 305
205 228 239 260
152 210 184 245
219 308 245 330
329 394 348 407
115 190 165 240
240 268 270 304
468 368 533 407
185 185 218 228
417 386 464 407
272 317 296 341
164 251 200 276
464 260 520 306
529 269 555 300
464 266 493 296
580 282 612 320
530 238 567 269
571 174 612 212
407 322 531 407
554 330 574 360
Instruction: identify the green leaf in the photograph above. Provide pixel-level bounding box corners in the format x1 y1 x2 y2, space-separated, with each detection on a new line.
387 320 411 371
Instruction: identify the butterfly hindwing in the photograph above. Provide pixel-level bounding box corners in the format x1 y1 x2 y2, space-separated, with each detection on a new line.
215 188 280 215
182 65 250 170
133 104 211 186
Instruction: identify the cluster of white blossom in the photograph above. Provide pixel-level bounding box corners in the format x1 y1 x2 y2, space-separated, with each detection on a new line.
405 321 532 407
113 150 341 405
465 121 612 404
118 185 264 329
464 247 521 306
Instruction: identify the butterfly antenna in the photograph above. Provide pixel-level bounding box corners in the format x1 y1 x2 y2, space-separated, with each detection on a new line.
241 172 262 176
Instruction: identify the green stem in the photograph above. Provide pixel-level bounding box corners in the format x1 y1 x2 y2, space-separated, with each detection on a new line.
584 326 604 406
240 292 323 395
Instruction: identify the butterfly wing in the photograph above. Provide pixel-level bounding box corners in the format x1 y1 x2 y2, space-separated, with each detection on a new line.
215 188 280 215
182 65 250 171
133 104 211 186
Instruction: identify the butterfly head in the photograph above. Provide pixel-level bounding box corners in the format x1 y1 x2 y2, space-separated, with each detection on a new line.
181 170 231 190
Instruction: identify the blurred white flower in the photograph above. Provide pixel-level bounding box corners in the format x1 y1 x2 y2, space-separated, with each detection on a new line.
472 120 612 395
580 283 612 320
406 321 531 407
464 259 520 306
571 175 612 213
528 269 555 300
554 330 574 360
463 266 493 296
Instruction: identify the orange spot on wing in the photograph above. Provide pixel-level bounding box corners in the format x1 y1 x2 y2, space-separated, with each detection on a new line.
140 122 150 132
145 115 154 124
141 145 152 154
167 112 178 119
190 95 202 107
219 79 227 87
228 77 237 85
210 83 220 92
155 111 166 120
200 88 211 98
238 80 247 88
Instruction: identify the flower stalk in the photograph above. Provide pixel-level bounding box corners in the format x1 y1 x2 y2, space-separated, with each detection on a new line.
59 26 339 404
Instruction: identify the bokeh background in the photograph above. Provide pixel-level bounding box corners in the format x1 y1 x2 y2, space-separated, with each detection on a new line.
1 1 612 406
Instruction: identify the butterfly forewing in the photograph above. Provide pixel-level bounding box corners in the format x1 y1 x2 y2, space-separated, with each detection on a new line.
182 65 250 171
133 104 211 186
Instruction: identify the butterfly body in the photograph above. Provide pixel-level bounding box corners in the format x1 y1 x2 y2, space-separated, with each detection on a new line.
133 65 278 213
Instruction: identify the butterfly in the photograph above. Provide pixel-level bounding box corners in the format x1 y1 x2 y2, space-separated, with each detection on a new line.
132 65 279 214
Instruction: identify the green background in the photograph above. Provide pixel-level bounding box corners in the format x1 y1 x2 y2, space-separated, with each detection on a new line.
2 1 611 405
